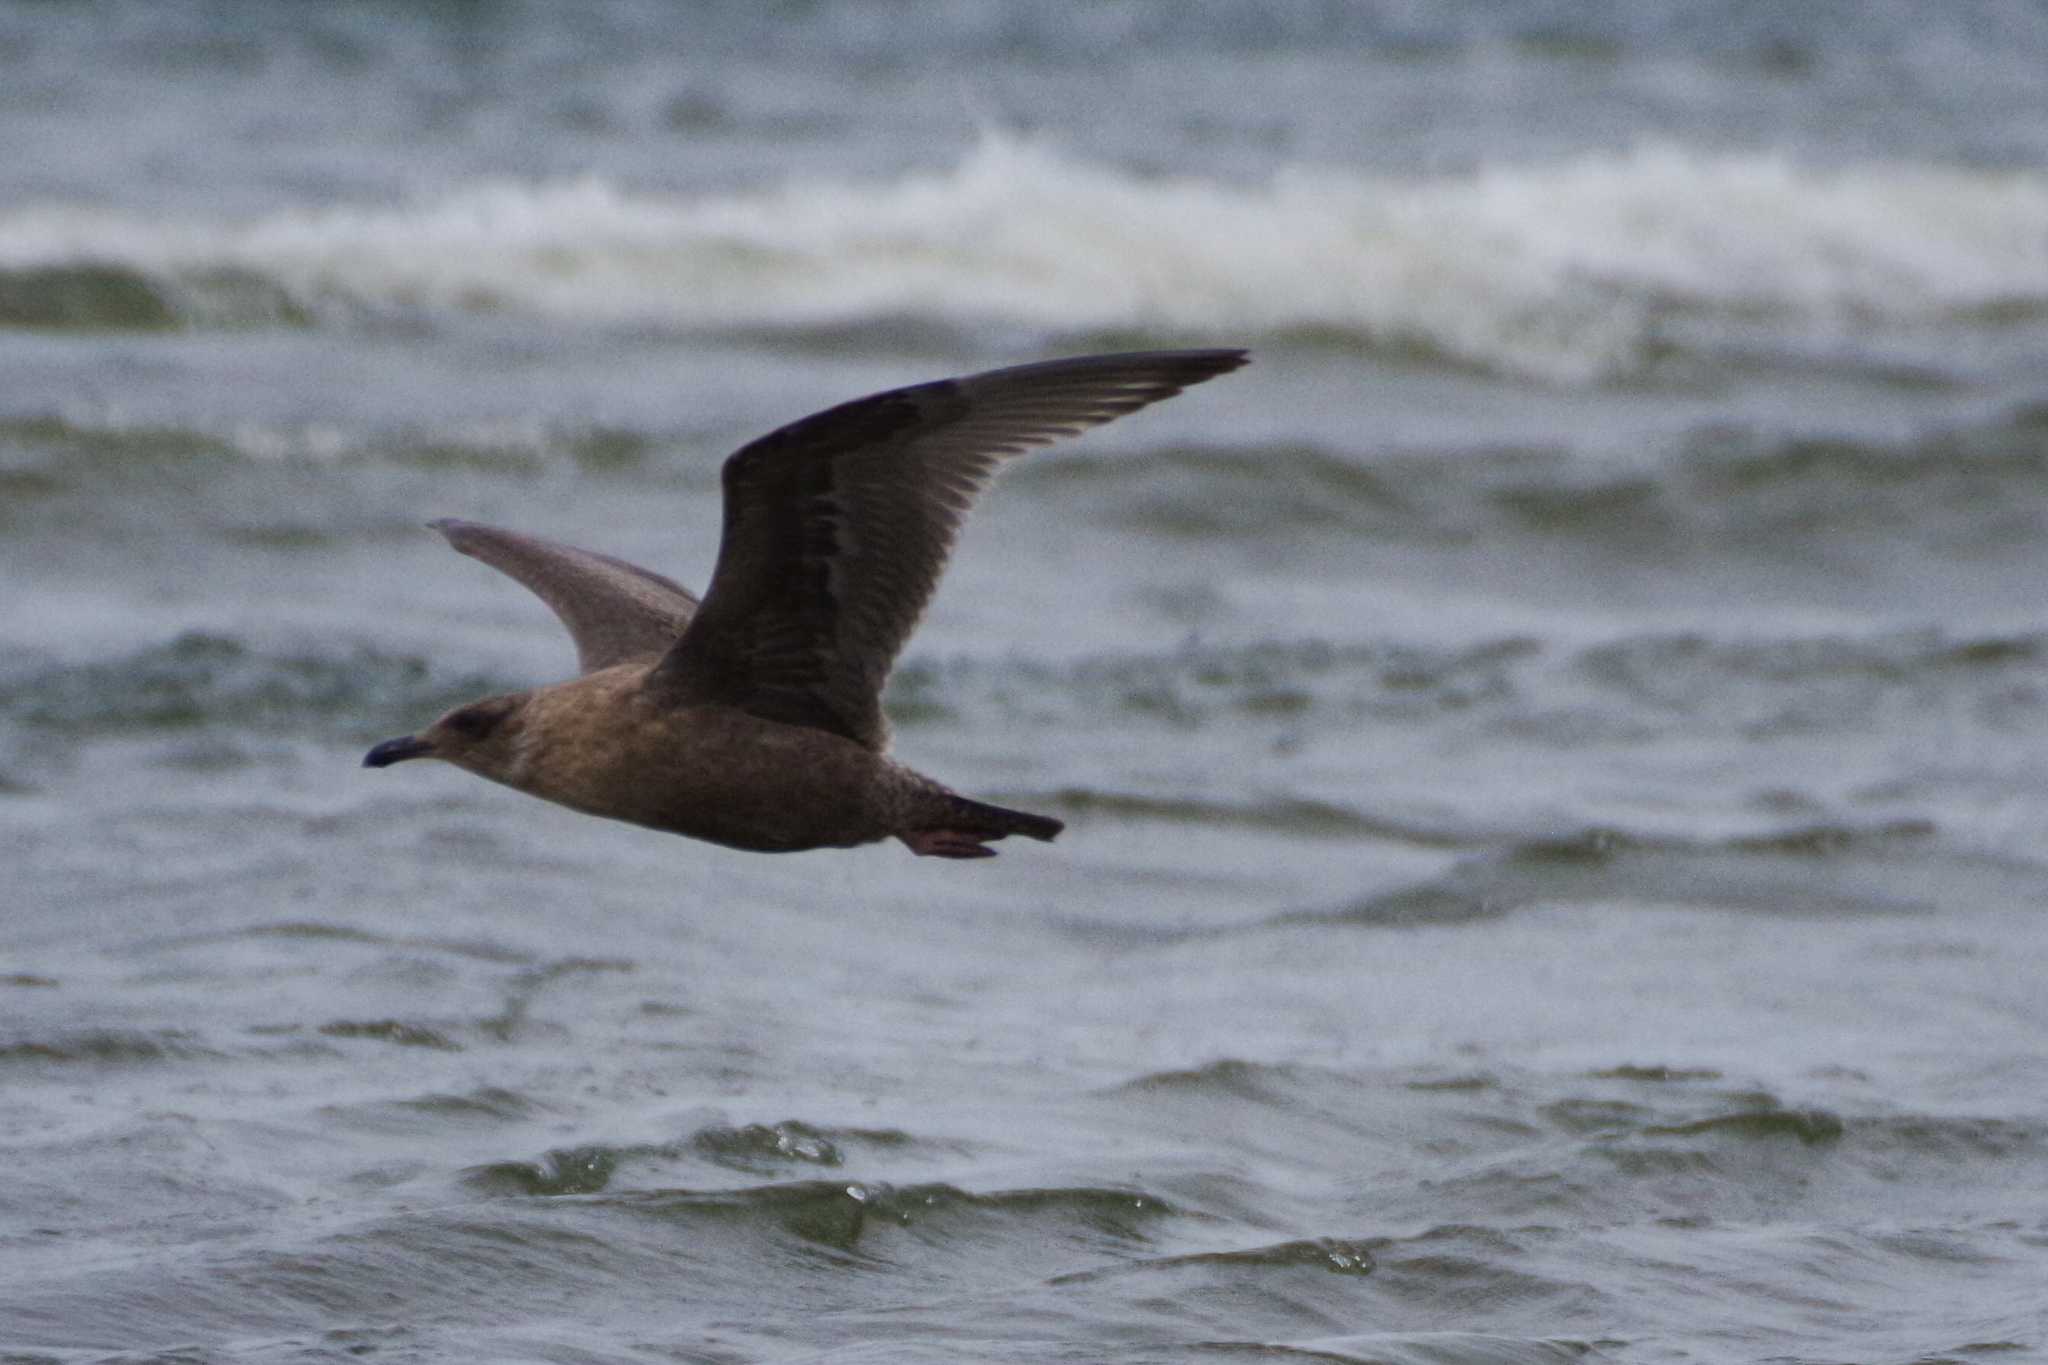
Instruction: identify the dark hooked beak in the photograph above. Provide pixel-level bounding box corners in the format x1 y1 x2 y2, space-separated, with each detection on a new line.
362 734 435 768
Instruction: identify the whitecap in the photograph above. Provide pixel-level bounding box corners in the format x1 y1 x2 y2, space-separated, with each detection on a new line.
3 135 2044 383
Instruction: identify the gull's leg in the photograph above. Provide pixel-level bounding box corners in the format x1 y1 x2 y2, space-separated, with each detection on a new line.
898 829 1000 859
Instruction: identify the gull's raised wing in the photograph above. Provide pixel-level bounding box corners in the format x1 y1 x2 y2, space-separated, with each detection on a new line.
652 349 1248 747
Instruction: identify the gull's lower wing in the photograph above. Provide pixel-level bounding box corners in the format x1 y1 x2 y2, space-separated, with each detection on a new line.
431 519 700 673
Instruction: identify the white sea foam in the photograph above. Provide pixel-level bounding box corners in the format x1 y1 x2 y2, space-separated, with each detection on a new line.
3 136 2045 382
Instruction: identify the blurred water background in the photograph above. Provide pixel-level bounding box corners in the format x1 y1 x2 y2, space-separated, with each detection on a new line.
6 3 2048 1362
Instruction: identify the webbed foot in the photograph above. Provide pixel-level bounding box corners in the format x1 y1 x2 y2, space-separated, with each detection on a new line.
899 829 1000 859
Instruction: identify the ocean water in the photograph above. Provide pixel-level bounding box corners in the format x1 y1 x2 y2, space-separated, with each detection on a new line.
6 3 2048 1362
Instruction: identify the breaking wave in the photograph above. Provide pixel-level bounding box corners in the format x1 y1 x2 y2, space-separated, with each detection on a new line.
3 137 2044 382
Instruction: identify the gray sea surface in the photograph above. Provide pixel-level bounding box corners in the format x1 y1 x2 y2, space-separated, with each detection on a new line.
6 3 2048 1362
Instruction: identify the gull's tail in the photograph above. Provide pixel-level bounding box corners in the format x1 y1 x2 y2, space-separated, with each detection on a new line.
944 794 1064 843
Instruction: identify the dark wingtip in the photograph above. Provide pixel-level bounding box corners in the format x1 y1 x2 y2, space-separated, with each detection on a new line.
1168 347 1251 382
1125 347 1250 403
428 517 494 559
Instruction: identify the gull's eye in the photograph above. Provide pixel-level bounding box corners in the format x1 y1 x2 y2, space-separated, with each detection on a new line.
444 706 501 741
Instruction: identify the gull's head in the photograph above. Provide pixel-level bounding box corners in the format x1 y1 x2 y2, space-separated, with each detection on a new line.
363 693 528 779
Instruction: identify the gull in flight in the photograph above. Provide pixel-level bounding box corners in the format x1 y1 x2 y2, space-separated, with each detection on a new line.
364 349 1248 858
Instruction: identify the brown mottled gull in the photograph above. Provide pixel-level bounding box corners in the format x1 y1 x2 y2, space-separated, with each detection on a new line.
363 349 1248 857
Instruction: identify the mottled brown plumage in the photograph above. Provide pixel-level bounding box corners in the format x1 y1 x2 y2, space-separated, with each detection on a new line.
364 349 1248 857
